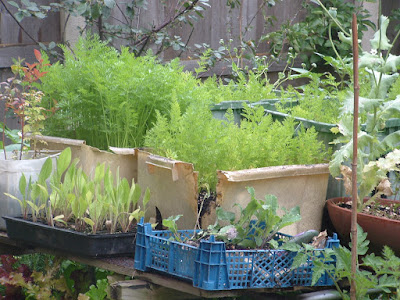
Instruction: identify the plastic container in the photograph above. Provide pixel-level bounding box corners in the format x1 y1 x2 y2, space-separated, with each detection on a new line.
4 216 137 257
134 221 340 291
0 151 60 230
210 99 298 126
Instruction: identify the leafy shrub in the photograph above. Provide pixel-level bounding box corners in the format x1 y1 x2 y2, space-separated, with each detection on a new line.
210 187 301 249
39 34 203 149
145 101 328 190
264 0 374 69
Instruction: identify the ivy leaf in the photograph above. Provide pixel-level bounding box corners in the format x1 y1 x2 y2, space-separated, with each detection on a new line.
371 15 392 50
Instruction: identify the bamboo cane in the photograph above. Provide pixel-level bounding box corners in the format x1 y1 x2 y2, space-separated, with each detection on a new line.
350 13 359 300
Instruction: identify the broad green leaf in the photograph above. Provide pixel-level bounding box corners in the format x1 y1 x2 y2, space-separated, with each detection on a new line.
83 217 94 227
57 147 72 176
216 207 235 222
359 52 384 70
368 70 399 99
4 193 23 209
27 200 38 211
104 0 115 8
38 157 53 183
379 53 400 73
129 208 141 222
19 174 27 197
370 15 392 50
8 1 19 8
36 183 49 200
30 183 40 201
381 96 400 119
142 187 150 210
329 140 353 177
130 183 141 206
338 31 352 45
94 163 105 183
268 239 278 249
163 215 182 233
280 241 302 252
277 206 301 229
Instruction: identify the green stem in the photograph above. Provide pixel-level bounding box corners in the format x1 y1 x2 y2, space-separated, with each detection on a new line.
99 91 110 149
328 23 345 67
315 0 350 36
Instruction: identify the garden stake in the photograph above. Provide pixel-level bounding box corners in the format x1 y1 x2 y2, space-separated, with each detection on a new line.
350 13 359 300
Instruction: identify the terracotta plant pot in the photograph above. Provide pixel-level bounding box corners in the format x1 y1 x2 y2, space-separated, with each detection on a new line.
326 197 400 253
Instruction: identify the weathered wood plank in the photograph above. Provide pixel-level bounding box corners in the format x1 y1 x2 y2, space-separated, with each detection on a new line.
110 279 201 300
0 231 135 276
0 0 61 44
0 44 41 68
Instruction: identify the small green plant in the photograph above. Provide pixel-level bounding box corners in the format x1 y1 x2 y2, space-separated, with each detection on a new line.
162 215 183 243
286 225 400 299
161 188 301 249
208 187 301 249
0 50 50 159
4 154 53 221
4 147 150 234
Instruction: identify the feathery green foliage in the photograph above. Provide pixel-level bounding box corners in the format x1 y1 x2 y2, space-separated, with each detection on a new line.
39 34 202 149
145 101 328 190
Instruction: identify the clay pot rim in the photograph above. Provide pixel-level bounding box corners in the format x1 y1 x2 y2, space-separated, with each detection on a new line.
327 197 400 224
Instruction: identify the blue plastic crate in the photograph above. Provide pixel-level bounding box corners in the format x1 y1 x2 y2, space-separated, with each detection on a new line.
134 221 340 291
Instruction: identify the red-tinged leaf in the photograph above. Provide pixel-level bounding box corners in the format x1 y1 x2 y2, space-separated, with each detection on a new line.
25 62 34 69
34 48 42 62
33 68 40 78
38 71 48 78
